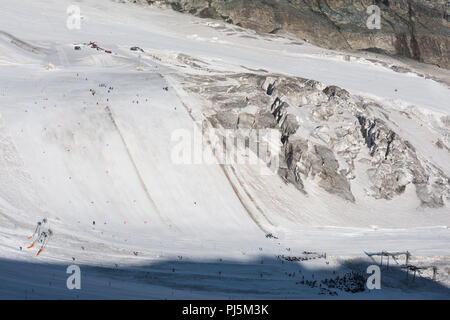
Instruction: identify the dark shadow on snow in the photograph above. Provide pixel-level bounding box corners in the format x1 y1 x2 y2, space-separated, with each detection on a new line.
0 255 448 299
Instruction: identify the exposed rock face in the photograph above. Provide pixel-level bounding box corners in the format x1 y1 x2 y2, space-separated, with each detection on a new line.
147 0 450 68
179 72 449 207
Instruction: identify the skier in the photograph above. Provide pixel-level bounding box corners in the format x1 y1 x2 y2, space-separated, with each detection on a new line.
36 229 53 256
27 218 47 247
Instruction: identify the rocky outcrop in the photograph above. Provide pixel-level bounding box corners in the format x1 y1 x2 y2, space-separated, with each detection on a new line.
146 0 450 68
356 114 447 207
180 72 449 206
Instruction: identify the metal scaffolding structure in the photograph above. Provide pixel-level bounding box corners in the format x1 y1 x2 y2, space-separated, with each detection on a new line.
365 251 438 282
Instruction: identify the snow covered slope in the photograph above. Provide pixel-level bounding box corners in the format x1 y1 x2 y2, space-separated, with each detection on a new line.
0 0 448 299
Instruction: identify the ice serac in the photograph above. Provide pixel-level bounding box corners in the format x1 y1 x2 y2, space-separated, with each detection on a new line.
147 0 450 68
356 113 448 207
181 72 449 206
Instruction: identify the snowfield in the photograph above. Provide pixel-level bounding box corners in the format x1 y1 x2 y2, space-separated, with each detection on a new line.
0 0 449 299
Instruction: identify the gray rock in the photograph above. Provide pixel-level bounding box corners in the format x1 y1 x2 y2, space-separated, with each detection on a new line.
148 0 450 68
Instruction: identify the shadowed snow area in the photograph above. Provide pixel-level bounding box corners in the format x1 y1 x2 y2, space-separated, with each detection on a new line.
0 0 449 298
